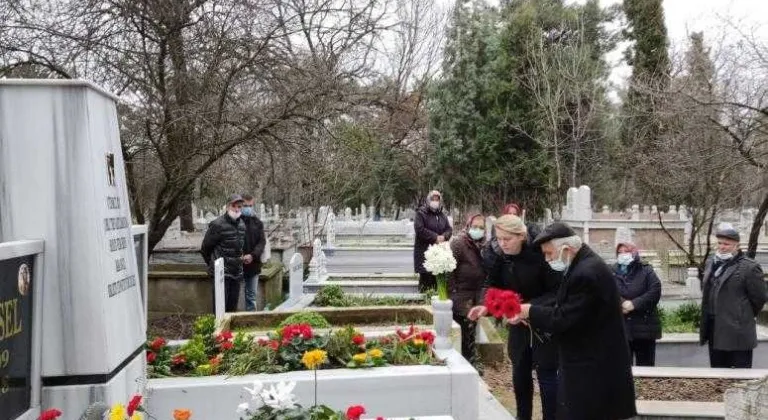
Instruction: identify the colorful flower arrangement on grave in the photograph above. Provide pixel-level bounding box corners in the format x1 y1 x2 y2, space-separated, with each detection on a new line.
144 315 439 379
235 377 373 420
37 396 191 420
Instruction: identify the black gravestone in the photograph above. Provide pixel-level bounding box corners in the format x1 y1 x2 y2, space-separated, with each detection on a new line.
0 256 34 420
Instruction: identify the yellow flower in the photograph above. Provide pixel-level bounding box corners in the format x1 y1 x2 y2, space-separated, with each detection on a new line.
109 404 126 420
412 338 425 347
301 349 328 370
352 353 368 364
131 414 142 420
368 348 384 359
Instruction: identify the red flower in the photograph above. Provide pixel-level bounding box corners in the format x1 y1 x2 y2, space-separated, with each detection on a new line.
379 337 391 345
268 340 280 351
346 405 366 420
210 355 221 366
149 337 166 351
396 325 415 340
146 351 156 364
420 331 435 345
220 341 234 351
216 330 233 343
352 334 365 345
281 323 314 344
376 417 384 420
38 409 62 420
172 354 187 366
127 395 142 416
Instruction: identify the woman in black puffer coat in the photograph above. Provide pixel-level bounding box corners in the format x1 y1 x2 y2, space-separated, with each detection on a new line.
613 242 662 366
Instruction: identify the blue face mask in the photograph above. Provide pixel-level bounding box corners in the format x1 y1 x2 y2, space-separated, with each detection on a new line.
617 253 634 266
242 206 253 217
468 228 485 241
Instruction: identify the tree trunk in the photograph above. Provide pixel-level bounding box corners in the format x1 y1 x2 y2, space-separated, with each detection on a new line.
747 192 768 258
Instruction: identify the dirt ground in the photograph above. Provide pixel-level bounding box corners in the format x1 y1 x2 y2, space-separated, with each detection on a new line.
147 313 198 340
482 354 743 420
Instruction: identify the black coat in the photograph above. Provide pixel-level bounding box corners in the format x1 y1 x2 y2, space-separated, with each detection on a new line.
482 240 561 369
612 260 662 340
700 252 767 350
243 215 266 277
413 205 452 273
529 245 636 420
200 214 246 282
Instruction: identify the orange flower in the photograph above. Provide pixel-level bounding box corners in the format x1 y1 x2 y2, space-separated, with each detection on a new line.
173 409 191 420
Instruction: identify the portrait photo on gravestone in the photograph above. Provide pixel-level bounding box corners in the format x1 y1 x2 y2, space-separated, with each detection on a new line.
0 256 34 420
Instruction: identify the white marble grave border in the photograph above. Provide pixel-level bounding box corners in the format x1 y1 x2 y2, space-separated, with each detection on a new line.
145 348 478 420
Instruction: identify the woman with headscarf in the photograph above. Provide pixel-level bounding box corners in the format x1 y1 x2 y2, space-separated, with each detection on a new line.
413 190 453 292
448 213 487 363
613 241 662 366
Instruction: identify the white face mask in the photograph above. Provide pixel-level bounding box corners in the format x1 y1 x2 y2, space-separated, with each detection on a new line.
228 209 241 220
548 247 569 272
429 200 440 210
617 253 634 266
468 228 485 241
715 251 733 261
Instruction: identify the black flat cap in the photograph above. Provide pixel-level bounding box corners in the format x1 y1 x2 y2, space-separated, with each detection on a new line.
227 194 245 205
715 223 740 242
533 222 577 245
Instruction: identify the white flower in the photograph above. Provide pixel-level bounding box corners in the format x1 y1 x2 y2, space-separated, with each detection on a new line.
423 242 457 275
244 380 264 401
260 381 298 410
236 402 250 414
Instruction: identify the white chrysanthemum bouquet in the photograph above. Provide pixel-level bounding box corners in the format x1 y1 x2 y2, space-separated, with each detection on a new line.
423 242 457 300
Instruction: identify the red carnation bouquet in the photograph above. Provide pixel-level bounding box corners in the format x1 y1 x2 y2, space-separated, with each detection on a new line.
484 287 522 319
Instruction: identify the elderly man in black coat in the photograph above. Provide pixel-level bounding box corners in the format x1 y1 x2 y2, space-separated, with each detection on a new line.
700 224 768 368
511 222 637 420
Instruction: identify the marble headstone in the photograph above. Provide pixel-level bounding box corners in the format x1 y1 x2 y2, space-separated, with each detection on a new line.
0 80 145 414
214 258 225 322
289 253 304 300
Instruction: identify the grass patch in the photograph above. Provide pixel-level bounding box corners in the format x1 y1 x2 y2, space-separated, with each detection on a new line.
659 302 701 333
313 284 429 307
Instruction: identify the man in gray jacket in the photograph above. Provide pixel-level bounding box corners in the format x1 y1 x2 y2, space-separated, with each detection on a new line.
700 224 768 368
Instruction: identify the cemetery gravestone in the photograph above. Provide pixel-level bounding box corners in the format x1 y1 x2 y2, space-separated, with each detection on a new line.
214 258 225 323
0 80 145 416
289 253 304 300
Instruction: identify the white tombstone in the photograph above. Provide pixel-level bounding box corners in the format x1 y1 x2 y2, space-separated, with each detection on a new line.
361 204 367 220
289 253 304 300
642 205 650 215
317 206 329 227
0 80 146 414
273 204 280 219
583 223 590 245
259 203 266 220
575 185 592 221
369 204 376 220
651 205 658 215
565 187 578 219
344 207 353 221
260 238 271 263
679 205 688 221
318 250 328 280
214 258 226 322
602 205 610 214
686 267 702 298
299 210 311 244
544 209 553 225
326 212 336 247
306 257 319 284
668 205 677 215
631 205 640 221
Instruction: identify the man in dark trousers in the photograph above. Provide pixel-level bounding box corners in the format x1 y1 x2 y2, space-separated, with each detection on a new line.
200 194 246 312
413 190 452 292
241 194 266 311
700 223 767 368
512 222 637 420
